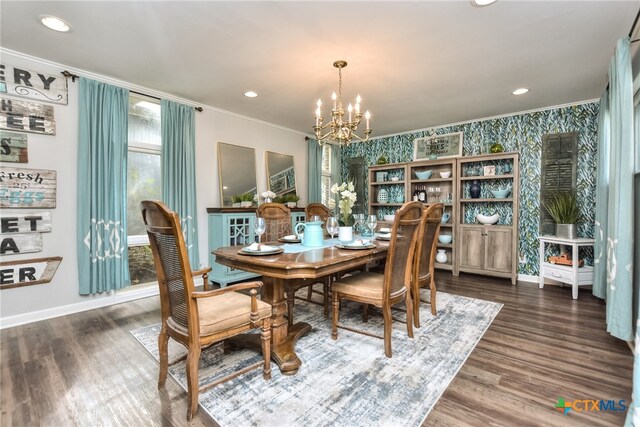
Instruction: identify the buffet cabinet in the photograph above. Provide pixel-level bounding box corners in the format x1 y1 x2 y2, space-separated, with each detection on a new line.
367 152 519 283
207 207 306 286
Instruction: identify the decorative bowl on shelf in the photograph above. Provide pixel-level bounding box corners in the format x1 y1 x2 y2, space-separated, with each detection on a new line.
415 170 432 180
438 235 452 244
383 214 396 222
390 177 400 182
439 171 452 179
477 213 499 225
490 188 511 198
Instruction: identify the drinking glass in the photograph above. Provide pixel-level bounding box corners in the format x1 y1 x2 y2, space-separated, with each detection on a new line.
367 215 377 235
311 215 321 223
326 217 339 243
255 217 266 245
354 213 366 235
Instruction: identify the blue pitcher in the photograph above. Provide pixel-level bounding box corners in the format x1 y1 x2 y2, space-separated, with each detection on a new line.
295 221 324 247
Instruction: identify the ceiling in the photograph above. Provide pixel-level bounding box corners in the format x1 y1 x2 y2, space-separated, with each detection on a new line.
1 1 638 137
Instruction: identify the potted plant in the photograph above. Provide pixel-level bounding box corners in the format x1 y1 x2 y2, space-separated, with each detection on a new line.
231 195 242 208
284 193 301 208
543 192 580 239
239 192 254 208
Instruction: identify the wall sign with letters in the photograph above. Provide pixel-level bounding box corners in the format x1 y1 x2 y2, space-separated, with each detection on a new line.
0 130 28 163
0 167 56 208
0 256 62 290
0 98 55 135
0 64 68 105
413 132 464 161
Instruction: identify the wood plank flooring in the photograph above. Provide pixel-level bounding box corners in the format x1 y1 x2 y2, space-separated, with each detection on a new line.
0 273 633 426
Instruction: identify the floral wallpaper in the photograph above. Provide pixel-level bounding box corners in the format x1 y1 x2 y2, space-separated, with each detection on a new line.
341 102 599 276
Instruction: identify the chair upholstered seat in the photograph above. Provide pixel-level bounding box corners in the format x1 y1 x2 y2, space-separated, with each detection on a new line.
332 272 389 301
168 293 272 336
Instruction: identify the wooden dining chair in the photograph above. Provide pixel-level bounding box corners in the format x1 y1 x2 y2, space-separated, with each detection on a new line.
331 201 426 358
257 203 332 323
141 200 272 421
304 203 332 304
412 203 444 328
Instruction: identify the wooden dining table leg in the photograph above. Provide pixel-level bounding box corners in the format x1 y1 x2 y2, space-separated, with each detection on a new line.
261 276 311 375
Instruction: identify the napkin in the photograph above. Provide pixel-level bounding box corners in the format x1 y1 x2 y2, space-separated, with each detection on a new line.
379 227 391 233
245 243 278 252
283 235 298 240
377 233 392 239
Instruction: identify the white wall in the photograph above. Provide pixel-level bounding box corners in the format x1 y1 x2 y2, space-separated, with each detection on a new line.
0 50 308 327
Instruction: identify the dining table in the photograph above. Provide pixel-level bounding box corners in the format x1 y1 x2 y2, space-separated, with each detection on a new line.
212 239 389 375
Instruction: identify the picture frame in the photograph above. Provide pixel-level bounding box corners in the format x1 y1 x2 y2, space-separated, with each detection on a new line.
483 165 496 176
413 131 463 161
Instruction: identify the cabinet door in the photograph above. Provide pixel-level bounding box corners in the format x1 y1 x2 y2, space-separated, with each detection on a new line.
458 226 485 270
484 228 513 273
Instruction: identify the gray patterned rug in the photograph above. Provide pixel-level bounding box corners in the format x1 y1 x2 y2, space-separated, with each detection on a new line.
131 289 501 426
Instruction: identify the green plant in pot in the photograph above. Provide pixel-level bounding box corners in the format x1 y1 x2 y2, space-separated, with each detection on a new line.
543 192 580 239
284 193 300 208
238 192 254 207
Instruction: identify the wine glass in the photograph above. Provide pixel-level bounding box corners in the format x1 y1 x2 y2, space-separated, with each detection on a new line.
354 213 366 235
367 215 377 237
326 217 339 244
255 217 266 248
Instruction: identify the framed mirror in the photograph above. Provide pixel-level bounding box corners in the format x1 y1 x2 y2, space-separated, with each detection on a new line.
265 151 297 197
218 142 257 207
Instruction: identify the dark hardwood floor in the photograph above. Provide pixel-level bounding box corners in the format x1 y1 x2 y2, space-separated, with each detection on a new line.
1 273 632 426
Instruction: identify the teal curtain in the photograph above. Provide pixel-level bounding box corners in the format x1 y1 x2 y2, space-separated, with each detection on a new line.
593 90 610 299
308 138 322 203
161 99 200 269
593 37 635 341
627 97 640 427
331 144 342 186
77 77 130 295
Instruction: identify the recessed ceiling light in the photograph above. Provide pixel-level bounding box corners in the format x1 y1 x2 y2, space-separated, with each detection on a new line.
471 0 497 6
39 15 71 32
244 91 258 98
512 88 529 95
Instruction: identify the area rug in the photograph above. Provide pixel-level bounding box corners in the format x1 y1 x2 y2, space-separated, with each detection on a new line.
131 289 502 426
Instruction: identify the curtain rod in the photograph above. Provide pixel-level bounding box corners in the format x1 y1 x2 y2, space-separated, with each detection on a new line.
61 70 203 112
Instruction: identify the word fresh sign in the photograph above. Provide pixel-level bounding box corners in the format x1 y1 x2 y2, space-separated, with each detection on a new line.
0 167 56 208
0 130 28 163
0 64 68 105
0 256 62 290
413 132 464 160
0 98 56 135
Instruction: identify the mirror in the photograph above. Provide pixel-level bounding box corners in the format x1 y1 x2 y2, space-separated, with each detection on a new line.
265 151 297 197
218 142 257 207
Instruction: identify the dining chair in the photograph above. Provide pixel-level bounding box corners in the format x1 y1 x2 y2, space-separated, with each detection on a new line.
412 203 444 328
331 201 426 358
304 203 332 305
141 200 272 421
257 203 332 323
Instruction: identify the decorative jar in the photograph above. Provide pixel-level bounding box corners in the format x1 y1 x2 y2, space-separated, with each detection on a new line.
470 180 481 199
435 249 448 264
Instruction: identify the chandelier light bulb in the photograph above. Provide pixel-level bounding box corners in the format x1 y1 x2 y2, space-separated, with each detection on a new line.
317 99 322 108
365 111 371 129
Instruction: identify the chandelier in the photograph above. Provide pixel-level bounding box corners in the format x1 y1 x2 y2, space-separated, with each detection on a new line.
313 60 371 146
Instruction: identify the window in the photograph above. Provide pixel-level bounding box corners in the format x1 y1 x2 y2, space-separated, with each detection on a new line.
321 144 332 206
127 95 161 285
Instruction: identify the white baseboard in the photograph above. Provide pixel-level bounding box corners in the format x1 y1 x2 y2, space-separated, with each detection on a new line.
0 278 206 330
0 285 160 330
517 274 539 283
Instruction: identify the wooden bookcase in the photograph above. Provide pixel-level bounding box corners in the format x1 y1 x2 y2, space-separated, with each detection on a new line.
454 152 520 284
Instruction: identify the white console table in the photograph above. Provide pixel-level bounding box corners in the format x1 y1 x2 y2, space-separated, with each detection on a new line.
538 236 595 299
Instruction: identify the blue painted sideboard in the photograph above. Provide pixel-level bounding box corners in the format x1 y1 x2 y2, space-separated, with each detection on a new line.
207 207 307 286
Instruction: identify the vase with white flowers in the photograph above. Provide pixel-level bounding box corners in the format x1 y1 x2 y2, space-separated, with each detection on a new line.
329 181 357 241
261 190 276 204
